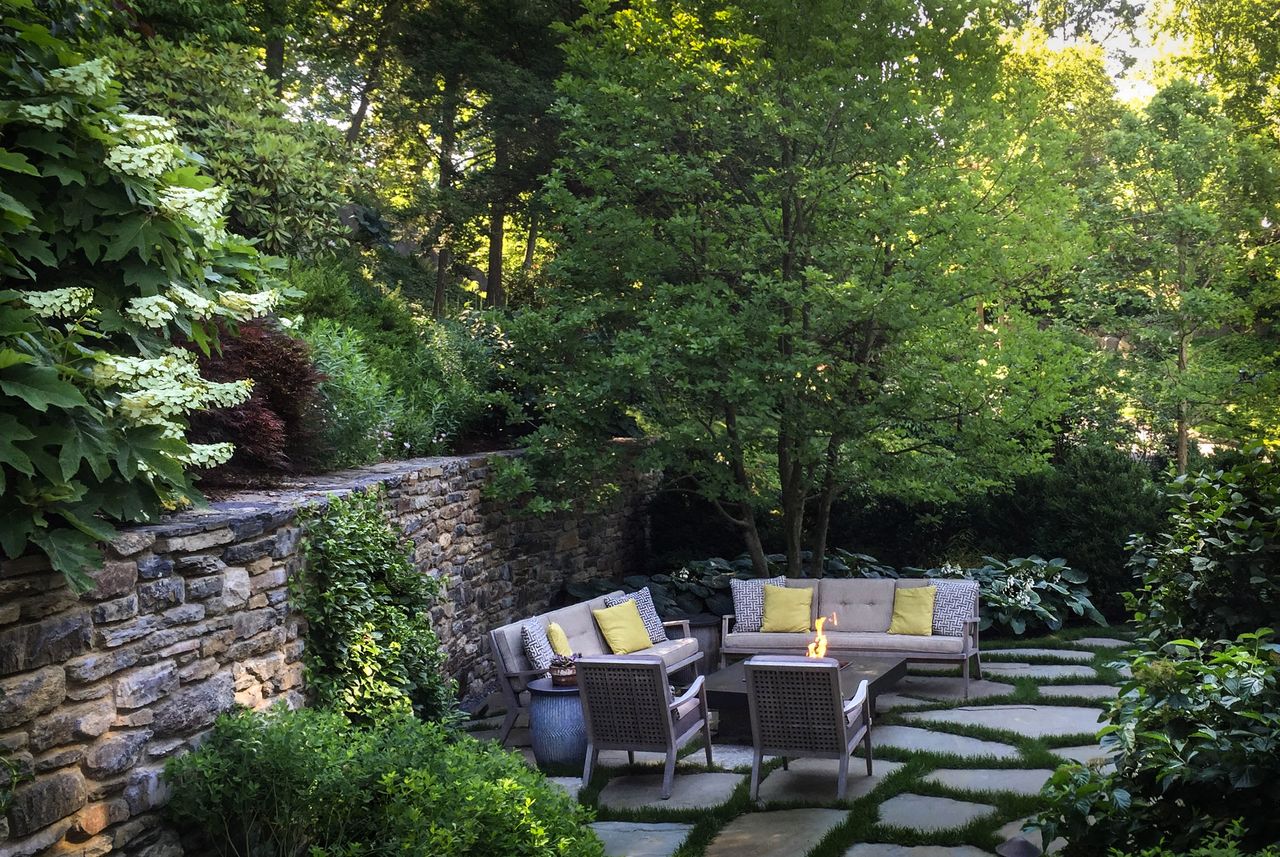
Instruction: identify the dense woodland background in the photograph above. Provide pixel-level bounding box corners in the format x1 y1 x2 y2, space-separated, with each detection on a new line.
3 0 1279 601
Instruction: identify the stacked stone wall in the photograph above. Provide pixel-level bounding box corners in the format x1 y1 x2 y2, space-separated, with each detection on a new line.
0 452 651 857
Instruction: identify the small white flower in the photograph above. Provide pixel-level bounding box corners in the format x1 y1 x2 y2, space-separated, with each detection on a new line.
125 295 180 328
218 289 280 319
19 287 93 318
17 103 67 129
47 58 113 98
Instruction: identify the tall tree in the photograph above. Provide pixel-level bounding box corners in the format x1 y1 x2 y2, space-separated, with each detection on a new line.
507 0 1089 575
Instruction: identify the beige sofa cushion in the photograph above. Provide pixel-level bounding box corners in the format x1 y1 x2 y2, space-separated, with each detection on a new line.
785 579 820 626
815 579 896 632
724 632 813 651
543 594 614 656
724 630 964 656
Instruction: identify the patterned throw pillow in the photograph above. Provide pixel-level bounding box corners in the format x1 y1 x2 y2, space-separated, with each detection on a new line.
730 576 786 632
932 580 980 636
605 587 668 644
520 620 555 672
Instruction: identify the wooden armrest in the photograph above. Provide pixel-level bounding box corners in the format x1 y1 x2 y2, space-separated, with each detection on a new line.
842 679 869 712
722 614 736 636
669 675 706 710
662 619 692 638
504 667 549 679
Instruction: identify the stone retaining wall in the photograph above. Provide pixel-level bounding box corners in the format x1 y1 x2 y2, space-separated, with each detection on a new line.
0 453 651 857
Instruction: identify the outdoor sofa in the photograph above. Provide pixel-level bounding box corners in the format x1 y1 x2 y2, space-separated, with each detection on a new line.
720 578 983 694
487 591 702 745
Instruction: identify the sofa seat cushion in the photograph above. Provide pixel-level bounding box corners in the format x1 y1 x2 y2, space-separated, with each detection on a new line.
723 632 814 651
725 631 965 655
815 579 897 632
636 636 699 669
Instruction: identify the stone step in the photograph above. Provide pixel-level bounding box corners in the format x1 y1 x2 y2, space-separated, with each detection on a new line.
591 821 693 857
923 768 1056 796
876 793 997 833
705 808 848 857
865 725 1019 760
757 758 905 805
903 705 1106 739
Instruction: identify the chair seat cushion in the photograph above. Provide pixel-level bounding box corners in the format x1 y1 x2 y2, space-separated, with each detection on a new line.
638 636 699 669
724 630 965 655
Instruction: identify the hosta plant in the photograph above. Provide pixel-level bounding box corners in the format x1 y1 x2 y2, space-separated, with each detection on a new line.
922 556 1106 635
1 2 282 589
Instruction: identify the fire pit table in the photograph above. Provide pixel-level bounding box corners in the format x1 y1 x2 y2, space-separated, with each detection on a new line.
705 656 907 743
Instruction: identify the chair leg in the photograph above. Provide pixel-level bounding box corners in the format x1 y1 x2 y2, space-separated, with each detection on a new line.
781 756 789 771
583 745 597 785
627 750 635 765
972 651 982 680
864 729 874 776
750 749 763 801
962 656 971 699
703 718 714 767
837 752 849 801
497 708 519 747
661 751 677 800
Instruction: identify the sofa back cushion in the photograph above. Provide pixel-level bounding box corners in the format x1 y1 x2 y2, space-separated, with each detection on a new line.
543 594 615 656
785 579 820 627
814 579 896 632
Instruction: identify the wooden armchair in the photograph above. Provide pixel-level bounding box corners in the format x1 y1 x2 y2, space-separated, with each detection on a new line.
577 655 712 799
744 655 873 801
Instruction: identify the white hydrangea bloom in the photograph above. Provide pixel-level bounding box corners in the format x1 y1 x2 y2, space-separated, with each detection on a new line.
19 287 94 318
218 289 281 318
113 113 178 145
17 103 67 129
183 442 236 468
105 142 183 180
158 186 228 244
167 284 218 319
47 58 113 98
125 295 180 328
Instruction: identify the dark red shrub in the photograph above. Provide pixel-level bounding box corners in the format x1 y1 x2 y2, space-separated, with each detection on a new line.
187 320 326 483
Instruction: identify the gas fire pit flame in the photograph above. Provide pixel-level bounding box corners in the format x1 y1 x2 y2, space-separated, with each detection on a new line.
806 613 836 658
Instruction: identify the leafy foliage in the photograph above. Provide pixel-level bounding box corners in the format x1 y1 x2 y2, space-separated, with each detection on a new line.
1037 632 1280 852
1127 447 1280 641
186 320 323 481
164 706 604 857
293 487 457 723
103 35 349 256
919 557 1106 635
1110 824 1280 857
0 1 281 589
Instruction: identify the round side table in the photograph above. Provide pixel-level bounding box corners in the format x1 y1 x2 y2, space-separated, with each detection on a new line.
527 677 587 770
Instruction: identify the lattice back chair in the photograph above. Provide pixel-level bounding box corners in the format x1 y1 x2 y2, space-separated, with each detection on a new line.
577 655 712 799
744 655 873 801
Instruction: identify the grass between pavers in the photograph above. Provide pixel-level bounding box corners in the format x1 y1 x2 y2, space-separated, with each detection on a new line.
554 630 1127 857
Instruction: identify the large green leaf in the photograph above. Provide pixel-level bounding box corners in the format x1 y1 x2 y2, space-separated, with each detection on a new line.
30 528 99 592
0 149 38 175
0 364 87 411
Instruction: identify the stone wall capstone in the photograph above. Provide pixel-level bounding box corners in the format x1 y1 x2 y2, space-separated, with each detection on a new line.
0 452 651 857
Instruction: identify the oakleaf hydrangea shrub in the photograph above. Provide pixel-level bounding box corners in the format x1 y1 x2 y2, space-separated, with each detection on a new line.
0 1 282 589
164 707 604 857
293 488 458 723
1036 632 1280 852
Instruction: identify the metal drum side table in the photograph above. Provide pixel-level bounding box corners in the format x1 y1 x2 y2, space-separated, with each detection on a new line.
527 677 587 770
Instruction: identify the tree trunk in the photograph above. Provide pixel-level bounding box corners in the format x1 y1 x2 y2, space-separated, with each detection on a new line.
485 136 508 309
1176 331 1190 475
809 439 841 578
264 39 285 98
739 506 769 577
347 80 376 145
522 213 538 272
433 80 459 319
345 0 402 145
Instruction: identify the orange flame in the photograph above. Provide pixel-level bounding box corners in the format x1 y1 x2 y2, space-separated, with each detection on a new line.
806 613 837 658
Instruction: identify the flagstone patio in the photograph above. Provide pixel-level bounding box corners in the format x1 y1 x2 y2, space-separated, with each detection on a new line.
468 629 1128 856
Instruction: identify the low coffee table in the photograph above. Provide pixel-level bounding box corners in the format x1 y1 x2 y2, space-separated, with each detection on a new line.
705 656 907 743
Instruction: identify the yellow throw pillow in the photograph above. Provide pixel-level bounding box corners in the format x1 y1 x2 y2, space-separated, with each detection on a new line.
888 586 936 636
760 584 812 633
592 601 652 655
547 621 572 657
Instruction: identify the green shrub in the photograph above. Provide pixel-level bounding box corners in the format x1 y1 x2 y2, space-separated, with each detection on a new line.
293 488 457 723
1126 446 1280 641
0 2 282 589
1109 825 1280 856
1036 631 1280 852
297 320 399 468
164 706 604 857
103 35 349 257
917 556 1106 635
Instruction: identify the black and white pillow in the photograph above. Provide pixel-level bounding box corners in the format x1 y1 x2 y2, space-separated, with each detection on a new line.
605 587 668 644
730 576 786 632
521 620 555 672
932 580 980 636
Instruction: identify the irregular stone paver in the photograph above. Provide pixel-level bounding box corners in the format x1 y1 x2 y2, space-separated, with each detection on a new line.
757 759 904 804
923 768 1055 796
904 705 1105 739
980 662 1097 680
598 772 743 811
1039 684 1119 700
1076 637 1131 649
709 744 757 770
549 776 583 800
705 808 847 857
845 846 995 857
599 749 672 768
876 692 933 713
591 821 693 857
868 725 1019 760
983 648 1095 662
894 675 1015 702
1115 665 1133 678
1052 744 1113 768
877 793 996 832
998 817 1065 855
